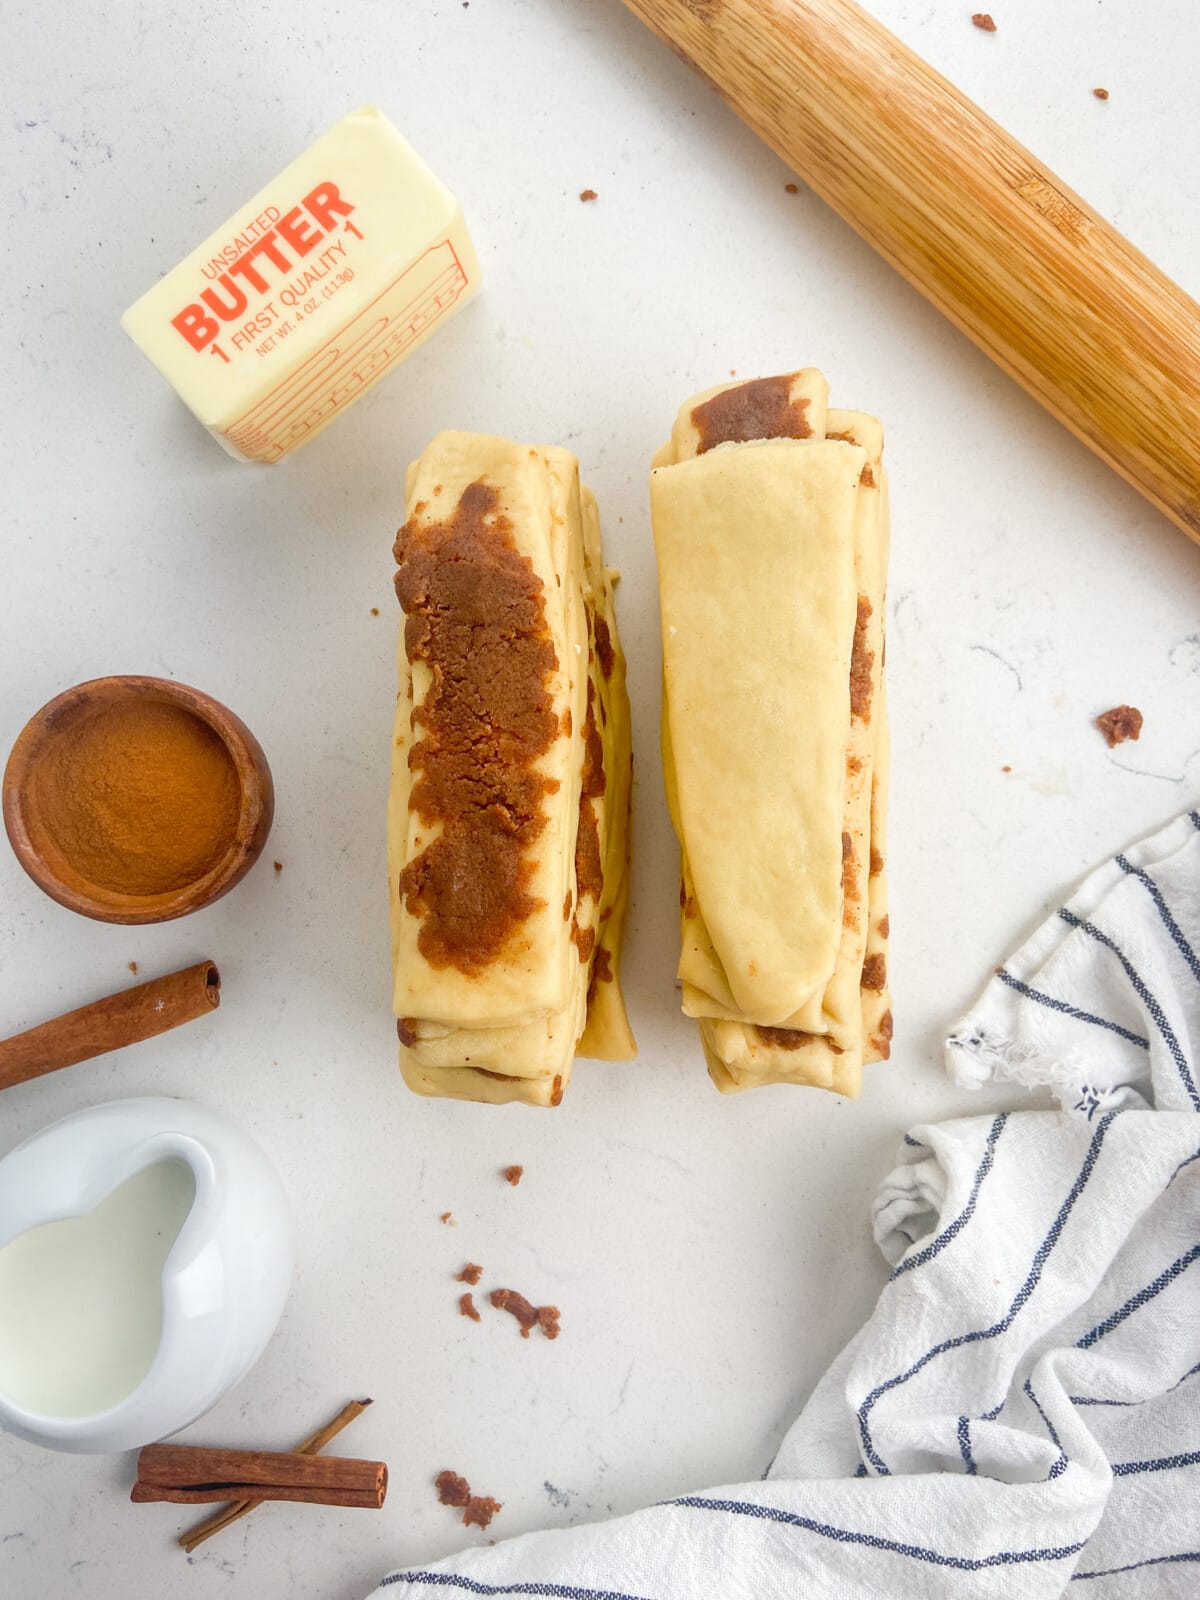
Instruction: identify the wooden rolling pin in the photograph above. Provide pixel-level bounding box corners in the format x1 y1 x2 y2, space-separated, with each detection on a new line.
618 0 1200 545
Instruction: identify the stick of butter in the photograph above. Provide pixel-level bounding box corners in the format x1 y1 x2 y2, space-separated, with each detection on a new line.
121 107 480 462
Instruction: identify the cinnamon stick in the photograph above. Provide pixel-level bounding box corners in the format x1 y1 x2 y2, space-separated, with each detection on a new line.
133 1442 387 1510
0 961 220 1092
179 1398 373 1553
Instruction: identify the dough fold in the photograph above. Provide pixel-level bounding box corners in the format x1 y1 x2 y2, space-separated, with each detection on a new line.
651 374 892 1096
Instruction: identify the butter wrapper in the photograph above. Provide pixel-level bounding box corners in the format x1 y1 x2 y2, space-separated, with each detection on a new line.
122 107 480 462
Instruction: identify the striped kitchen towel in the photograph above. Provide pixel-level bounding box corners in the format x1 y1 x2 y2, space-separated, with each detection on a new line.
373 808 1200 1599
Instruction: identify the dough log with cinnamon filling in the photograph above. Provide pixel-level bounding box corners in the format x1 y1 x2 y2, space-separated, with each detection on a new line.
389 432 635 1106
651 371 891 1096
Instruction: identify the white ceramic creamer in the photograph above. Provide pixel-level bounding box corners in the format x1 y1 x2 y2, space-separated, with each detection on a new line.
0 1097 291 1453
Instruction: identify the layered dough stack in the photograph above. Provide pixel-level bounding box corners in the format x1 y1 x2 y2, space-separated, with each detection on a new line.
389 432 635 1106
651 370 891 1096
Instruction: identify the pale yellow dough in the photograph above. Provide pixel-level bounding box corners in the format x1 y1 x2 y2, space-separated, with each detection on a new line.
652 374 892 1097
389 432 634 1106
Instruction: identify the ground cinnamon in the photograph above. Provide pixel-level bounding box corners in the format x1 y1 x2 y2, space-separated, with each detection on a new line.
31 699 240 894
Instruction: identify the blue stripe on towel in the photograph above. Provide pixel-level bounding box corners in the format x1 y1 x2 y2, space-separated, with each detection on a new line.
957 1415 977 1475
672 1497 1084 1570
1073 1551 1200 1580
857 1113 1116 1473
1023 1379 1069 1479
1076 1242 1200 1349
993 968 1149 1049
382 1576 652 1600
1116 854 1200 987
1070 1359 1200 1408
891 1115 1007 1280
1058 909 1200 1109
1167 1146 1200 1188
1111 1449 1200 1476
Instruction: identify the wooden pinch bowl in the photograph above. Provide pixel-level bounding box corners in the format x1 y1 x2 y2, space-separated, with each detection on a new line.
2 676 274 925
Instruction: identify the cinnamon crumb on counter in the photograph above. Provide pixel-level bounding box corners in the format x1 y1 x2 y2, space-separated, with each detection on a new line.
436 1470 501 1530
464 1495 502 1529
273 861 283 873
784 182 799 193
436 1470 470 1506
128 961 138 975
503 1165 524 1187
459 1292 481 1322
370 607 380 615
972 12 997 30
439 1211 456 1225
1096 705 1143 747
579 189 598 202
1002 765 1012 773
490 1287 561 1340
456 1262 483 1285
1093 87 1109 100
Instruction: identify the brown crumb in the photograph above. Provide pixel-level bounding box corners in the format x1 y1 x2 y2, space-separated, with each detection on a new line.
972 12 996 31
128 961 138 975
784 182 799 194
1002 765 1012 773
579 189 598 202
436 1470 501 1530
439 1211 456 1225
456 1262 483 1285
1093 87 1109 100
370 606 380 616
436 1470 471 1508
503 1165 524 1187
464 1495 502 1529
1096 705 1143 747
490 1287 561 1340
459 1292 481 1322
273 860 283 873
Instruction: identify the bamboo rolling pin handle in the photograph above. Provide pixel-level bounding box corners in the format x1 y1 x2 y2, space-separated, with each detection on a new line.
618 0 1200 545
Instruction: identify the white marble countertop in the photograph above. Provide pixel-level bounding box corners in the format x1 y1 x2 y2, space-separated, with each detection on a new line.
2 2 1198 1596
